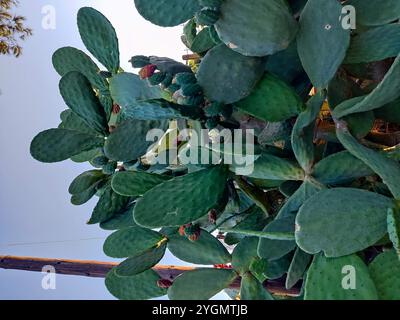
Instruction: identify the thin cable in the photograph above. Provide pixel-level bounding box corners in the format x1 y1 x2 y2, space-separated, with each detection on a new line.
0 237 106 249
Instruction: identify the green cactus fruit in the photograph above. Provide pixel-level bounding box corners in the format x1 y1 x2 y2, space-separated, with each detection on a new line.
77 7 120 74
240 272 274 300
312 151 374 186
190 27 216 54
305 254 378 300
134 165 229 228
295 188 394 257
102 161 118 175
52 47 108 93
258 217 297 261
30 129 104 163
236 153 305 181
68 170 106 195
195 8 220 26
336 123 400 199
181 83 202 97
345 0 400 26
148 72 166 86
111 171 171 197
197 44 265 104
387 204 400 259
160 73 173 88
345 24 400 64
291 91 325 173
129 55 151 68
103 226 164 258
88 185 130 224
104 119 168 162
167 230 231 265
105 268 166 300
285 248 311 290
115 243 167 277
369 250 400 299
100 204 137 230
91 156 109 167
204 102 224 117
199 0 223 9
214 0 298 57
134 0 200 27
167 83 181 94
297 0 350 88
236 73 304 123
167 268 237 300
59 71 108 135
333 54 400 118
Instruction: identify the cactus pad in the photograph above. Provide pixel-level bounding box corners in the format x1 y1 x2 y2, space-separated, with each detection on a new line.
215 0 298 57
197 44 265 104
240 272 274 300
134 166 229 228
295 188 394 257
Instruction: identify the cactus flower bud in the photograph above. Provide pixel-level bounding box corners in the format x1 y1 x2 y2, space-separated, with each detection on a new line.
139 64 157 79
208 209 218 224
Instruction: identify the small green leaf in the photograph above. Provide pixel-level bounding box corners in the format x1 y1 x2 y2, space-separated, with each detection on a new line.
168 268 237 300
77 7 120 73
305 254 378 300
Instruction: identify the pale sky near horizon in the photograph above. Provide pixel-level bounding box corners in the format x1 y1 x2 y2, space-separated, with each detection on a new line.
0 0 227 300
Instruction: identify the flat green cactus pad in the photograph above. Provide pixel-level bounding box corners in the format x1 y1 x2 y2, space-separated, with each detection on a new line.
52 47 108 92
387 205 400 259
134 166 229 228
232 237 259 275
134 0 200 27
312 151 374 186
30 129 104 163
346 0 400 26
305 254 378 300
104 119 168 162
111 171 171 197
103 226 164 258
100 205 137 230
68 170 106 195
77 7 120 74
345 24 400 64
295 188 394 257
167 230 231 265
197 44 265 104
105 269 166 300
240 272 274 300
334 54 400 118
215 0 298 57
236 73 304 122
369 250 400 300
115 244 166 276
59 71 108 135
297 0 350 88
59 110 99 136
285 248 311 289
168 268 237 300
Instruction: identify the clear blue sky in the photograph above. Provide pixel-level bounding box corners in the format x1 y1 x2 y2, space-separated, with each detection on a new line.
0 0 227 300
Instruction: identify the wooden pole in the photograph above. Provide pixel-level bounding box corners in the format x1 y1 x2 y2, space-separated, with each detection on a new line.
0 255 300 297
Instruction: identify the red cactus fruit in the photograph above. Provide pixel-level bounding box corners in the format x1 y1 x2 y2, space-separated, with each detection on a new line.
157 279 173 289
139 64 157 79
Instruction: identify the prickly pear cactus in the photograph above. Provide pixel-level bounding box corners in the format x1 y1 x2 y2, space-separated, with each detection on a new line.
31 2 400 300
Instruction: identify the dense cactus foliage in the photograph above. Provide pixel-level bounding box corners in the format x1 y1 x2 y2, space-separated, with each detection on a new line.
30 1 400 300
